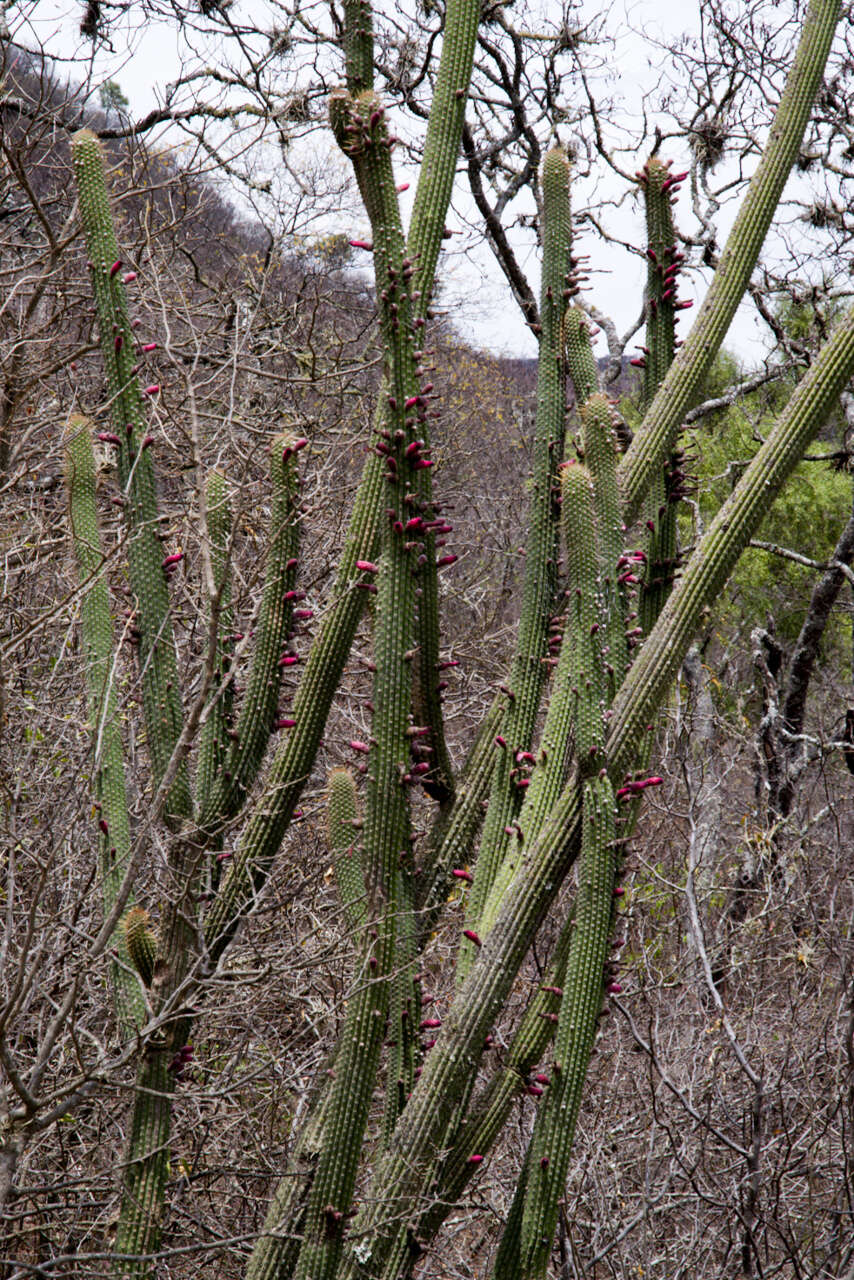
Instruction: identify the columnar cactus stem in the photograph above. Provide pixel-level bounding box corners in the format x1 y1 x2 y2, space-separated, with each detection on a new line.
514 777 616 1279
581 396 628 695
460 148 572 974
200 434 300 834
328 768 367 932
478 461 602 938
71 129 191 825
342 0 374 94
636 155 683 637
564 306 599 405
196 470 234 821
618 0 842 524
63 415 145 1040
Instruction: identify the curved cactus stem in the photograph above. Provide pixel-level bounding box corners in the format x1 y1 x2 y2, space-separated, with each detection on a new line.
71 129 190 825
460 147 572 978
196 470 234 823
618 0 843 525
514 776 616 1279
328 768 367 932
63 415 145 1040
200 434 301 838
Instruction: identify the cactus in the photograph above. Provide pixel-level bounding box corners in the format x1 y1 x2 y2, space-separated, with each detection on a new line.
59 3 854 1278
328 768 367 931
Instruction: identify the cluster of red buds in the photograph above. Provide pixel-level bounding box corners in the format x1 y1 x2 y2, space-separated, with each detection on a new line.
168 1043 194 1078
615 774 663 801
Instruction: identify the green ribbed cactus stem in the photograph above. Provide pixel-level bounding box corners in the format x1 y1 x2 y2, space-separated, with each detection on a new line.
514 775 616 1280
346 303 854 1278
342 0 374 93
114 1050 174 1277
636 155 683 636
610 298 854 778
246 1075 335 1280
460 147 572 978
580 396 628 697
564 306 599 406
414 696 502 937
408 907 575 1263
201 433 301 838
123 906 157 988
478 461 602 940
63 414 145 1040
637 155 680 404
619 0 842 524
71 130 190 825
292 88 421 1280
196 470 234 821
328 768 366 932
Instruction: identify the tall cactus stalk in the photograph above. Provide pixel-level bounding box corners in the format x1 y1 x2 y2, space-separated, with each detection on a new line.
63 415 146 1041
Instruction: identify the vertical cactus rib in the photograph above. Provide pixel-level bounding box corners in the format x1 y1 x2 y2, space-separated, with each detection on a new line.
113 1052 175 1273
71 130 191 825
461 148 572 973
342 0 374 94
196 470 234 819
200 435 301 834
514 777 615 1279
618 0 843 525
63 415 145 1041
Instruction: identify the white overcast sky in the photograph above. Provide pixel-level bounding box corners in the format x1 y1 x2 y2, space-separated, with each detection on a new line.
15 1 804 368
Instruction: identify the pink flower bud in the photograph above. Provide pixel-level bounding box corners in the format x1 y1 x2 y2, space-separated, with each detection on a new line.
607 982 623 994
109 260 122 277
349 740 371 754
162 552 183 568
275 718 297 729
463 929 481 947
142 384 160 397
349 239 373 251
419 1018 442 1030
356 560 378 573
141 342 157 352
96 432 121 446
436 554 457 567
452 869 473 883
467 1154 484 1165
